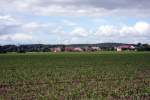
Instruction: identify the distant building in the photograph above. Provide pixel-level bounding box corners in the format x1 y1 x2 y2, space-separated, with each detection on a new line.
64 47 83 52
50 47 61 52
116 47 122 52
82 47 90 52
115 45 136 51
65 47 74 52
73 47 83 52
91 47 101 51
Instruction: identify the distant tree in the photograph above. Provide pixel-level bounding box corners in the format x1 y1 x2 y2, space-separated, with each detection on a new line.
137 43 142 46
0 46 7 53
17 46 26 53
61 45 66 52
42 47 50 52
136 43 150 51
143 44 150 51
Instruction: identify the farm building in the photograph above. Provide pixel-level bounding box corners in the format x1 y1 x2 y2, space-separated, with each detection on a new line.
82 46 101 52
91 47 101 51
64 47 83 52
64 47 74 52
73 47 83 52
50 47 61 52
115 45 136 51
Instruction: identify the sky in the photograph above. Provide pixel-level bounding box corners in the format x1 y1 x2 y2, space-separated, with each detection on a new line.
0 0 150 44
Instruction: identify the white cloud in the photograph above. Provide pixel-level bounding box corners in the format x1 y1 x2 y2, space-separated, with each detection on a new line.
120 22 150 37
62 20 77 26
33 6 101 17
50 26 90 37
95 22 150 38
70 27 89 37
0 15 20 25
0 15 149 44
95 25 118 37
0 15 14 21
22 22 50 32
0 15 22 35
12 33 33 40
0 15 52 36
0 33 32 41
0 0 150 44
49 26 65 35
134 22 149 34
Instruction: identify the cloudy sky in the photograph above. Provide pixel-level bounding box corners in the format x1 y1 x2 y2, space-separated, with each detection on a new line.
0 0 150 44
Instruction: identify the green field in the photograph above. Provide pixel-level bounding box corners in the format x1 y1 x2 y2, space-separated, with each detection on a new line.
0 52 150 99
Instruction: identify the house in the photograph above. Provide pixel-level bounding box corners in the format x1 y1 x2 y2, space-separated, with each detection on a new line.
73 47 83 52
91 47 101 51
82 47 91 52
116 47 122 52
50 47 61 52
115 45 136 51
65 47 74 52
64 47 83 52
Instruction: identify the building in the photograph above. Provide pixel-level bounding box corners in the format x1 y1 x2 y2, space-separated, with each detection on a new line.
73 47 83 52
64 47 74 52
91 47 101 51
50 47 61 52
115 45 135 51
64 47 83 52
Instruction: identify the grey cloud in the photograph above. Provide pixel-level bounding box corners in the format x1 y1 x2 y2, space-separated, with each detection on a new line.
0 25 20 35
82 0 150 9
2 0 150 9
0 16 21 35
30 0 150 9
0 0 150 17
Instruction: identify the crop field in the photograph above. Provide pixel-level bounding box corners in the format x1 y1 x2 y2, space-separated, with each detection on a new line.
0 52 150 99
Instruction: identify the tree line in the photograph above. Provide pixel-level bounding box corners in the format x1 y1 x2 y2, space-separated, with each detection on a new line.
0 43 150 53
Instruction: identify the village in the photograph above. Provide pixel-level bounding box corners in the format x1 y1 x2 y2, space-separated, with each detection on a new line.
0 43 149 53
50 44 136 52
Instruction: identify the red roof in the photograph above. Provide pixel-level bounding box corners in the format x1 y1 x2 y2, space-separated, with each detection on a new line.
117 45 132 49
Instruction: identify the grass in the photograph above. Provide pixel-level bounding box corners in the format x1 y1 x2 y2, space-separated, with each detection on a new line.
0 51 150 99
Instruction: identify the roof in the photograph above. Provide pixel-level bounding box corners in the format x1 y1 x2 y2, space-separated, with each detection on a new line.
117 45 134 49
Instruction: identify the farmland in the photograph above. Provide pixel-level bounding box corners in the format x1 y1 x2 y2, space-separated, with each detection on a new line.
0 52 150 99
